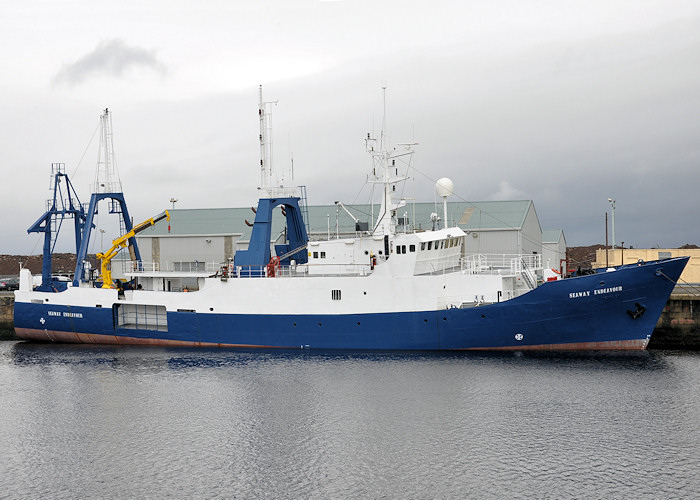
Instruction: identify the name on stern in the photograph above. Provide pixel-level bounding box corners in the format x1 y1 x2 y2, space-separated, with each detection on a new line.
48 311 84 318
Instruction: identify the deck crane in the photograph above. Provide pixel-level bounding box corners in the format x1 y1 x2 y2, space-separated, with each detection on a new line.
334 201 368 232
96 210 170 289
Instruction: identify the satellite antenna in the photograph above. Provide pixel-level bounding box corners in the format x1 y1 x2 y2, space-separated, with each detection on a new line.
436 177 454 229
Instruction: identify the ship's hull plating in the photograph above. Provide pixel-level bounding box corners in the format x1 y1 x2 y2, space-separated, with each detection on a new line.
14 257 688 350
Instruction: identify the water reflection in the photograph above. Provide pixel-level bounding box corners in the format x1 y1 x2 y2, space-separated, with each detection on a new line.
1 341 698 498
7 340 669 372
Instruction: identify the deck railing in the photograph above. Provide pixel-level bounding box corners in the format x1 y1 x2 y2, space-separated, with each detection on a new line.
461 253 543 274
124 253 544 279
124 260 221 274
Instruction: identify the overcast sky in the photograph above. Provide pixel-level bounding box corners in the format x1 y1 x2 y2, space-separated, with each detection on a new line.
1 0 699 255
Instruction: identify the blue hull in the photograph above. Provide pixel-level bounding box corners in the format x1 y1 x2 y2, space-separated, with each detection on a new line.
14 257 688 350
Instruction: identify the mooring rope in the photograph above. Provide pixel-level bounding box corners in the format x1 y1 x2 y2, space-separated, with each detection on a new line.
658 270 700 297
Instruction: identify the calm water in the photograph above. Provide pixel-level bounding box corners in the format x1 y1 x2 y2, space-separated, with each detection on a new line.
1 342 699 499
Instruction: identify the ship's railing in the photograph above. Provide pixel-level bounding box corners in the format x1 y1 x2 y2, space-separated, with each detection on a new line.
124 261 160 272
230 263 374 278
461 254 489 274
414 256 464 275
124 260 221 274
461 254 543 274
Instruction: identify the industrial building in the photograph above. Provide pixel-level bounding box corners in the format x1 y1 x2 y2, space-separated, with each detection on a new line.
542 229 568 273
593 248 700 285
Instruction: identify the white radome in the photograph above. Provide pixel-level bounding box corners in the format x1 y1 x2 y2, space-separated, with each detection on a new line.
436 177 454 198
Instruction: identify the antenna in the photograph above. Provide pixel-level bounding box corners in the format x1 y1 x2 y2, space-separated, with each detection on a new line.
258 85 295 197
364 86 412 236
381 85 387 151
259 85 274 193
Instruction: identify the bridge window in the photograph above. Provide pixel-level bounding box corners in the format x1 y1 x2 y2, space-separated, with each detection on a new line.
409 244 416 252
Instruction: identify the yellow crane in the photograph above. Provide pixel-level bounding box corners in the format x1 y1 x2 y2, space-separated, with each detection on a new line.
96 210 170 289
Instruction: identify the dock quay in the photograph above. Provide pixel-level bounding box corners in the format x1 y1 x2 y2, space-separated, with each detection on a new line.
2 291 700 348
650 292 700 349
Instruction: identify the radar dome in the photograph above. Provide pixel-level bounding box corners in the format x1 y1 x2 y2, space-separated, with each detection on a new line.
436 177 455 198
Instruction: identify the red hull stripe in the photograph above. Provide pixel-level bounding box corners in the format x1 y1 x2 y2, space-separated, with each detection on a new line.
15 328 647 350
14 328 292 348
465 339 647 351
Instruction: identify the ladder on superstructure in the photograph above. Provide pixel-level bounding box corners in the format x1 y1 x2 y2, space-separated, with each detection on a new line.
520 258 537 290
298 185 310 234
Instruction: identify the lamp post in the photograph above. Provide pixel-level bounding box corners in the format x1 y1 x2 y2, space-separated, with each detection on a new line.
170 197 178 210
608 198 616 249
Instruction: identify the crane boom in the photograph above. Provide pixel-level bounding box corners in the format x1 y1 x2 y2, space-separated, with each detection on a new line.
96 210 170 289
335 201 359 223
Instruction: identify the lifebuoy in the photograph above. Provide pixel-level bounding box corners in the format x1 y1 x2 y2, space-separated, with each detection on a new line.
267 256 281 277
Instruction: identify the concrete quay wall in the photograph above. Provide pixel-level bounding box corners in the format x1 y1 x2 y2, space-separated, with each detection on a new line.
1 292 699 348
650 295 700 349
0 294 15 340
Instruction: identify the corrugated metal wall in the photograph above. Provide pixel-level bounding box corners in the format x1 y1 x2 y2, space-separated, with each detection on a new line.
520 205 543 255
543 240 567 271
464 230 519 255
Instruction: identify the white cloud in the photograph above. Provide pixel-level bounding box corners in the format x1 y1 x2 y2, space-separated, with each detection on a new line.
2 1 700 253
52 39 168 86
487 181 529 201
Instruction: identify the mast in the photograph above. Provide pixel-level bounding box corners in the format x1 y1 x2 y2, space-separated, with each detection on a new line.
94 109 122 194
258 86 298 198
366 87 413 236
74 108 140 286
259 86 274 195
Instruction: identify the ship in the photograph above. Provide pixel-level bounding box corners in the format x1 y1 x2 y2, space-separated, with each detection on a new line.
13 89 689 350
